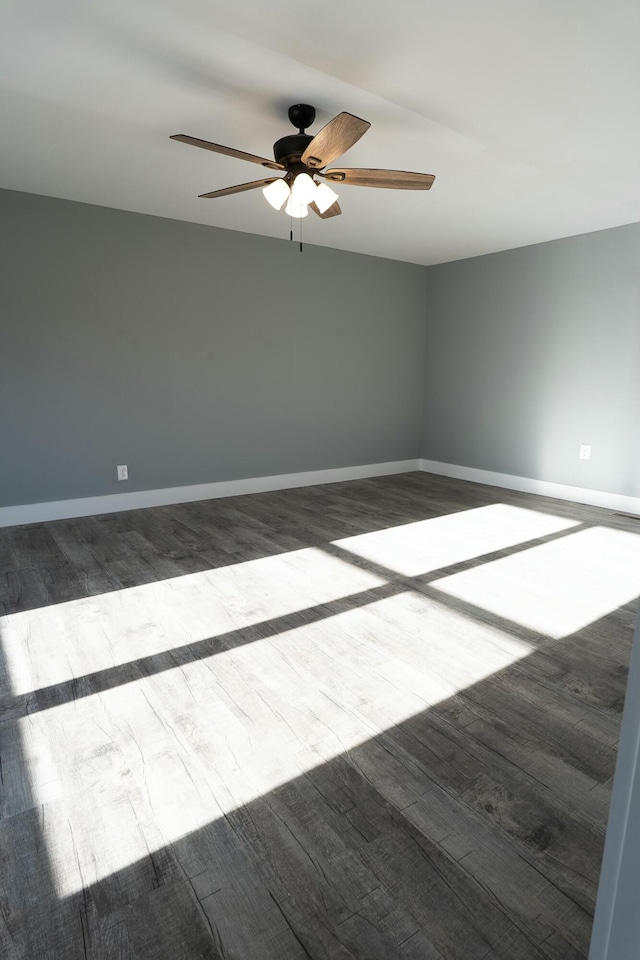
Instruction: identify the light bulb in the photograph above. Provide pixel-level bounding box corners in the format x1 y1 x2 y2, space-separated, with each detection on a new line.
291 173 317 206
314 182 340 214
284 196 308 218
262 178 290 210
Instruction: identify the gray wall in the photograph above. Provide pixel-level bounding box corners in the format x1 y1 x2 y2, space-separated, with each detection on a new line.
3 187 639 510
422 224 640 497
0 189 426 507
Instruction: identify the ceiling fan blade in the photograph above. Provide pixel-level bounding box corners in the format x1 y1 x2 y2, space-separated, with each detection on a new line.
321 168 436 189
171 135 284 171
309 200 342 219
301 113 370 169
198 178 279 199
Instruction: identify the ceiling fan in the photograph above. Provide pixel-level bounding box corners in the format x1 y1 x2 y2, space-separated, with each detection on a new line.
170 104 435 220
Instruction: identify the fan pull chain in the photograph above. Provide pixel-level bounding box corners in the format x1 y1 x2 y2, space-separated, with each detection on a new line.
287 209 303 252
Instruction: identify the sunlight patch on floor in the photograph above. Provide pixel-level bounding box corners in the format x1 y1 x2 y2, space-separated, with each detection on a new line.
433 526 640 639
332 503 580 577
4 504 634 901
13 590 533 898
0 546 384 695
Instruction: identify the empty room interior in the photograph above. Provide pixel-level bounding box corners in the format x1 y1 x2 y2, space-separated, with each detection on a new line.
2 3 640 959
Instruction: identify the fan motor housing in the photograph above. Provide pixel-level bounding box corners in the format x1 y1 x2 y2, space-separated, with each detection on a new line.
273 134 314 167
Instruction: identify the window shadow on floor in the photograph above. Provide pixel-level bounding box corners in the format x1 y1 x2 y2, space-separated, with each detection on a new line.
0 602 634 960
0 470 625 616
2 472 639 958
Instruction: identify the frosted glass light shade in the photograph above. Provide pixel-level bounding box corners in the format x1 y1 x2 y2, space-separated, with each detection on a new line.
291 173 317 206
263 178 290 210
284 197 308 218
314 182 339 214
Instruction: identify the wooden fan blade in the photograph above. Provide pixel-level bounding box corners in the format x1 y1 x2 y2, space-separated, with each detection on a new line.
309 200 342 219
198 178 278 199
171 135 284 171
321 168 435 189
301 113 370 169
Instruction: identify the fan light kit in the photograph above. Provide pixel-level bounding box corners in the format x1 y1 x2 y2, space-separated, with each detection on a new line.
263 172 339 218
171 104 435 227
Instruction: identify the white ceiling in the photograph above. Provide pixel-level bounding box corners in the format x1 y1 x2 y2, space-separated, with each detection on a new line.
2 0 639 265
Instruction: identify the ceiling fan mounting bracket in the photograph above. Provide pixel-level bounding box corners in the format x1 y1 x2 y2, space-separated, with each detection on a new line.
287 103 316 134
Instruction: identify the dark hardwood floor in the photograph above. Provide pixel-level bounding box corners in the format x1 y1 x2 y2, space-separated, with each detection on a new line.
1 471 638 959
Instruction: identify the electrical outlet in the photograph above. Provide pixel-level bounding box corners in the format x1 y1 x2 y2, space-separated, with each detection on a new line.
579 444 591 461
117 464 129 481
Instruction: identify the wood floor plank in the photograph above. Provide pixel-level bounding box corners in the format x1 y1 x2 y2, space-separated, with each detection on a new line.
0 471 636 958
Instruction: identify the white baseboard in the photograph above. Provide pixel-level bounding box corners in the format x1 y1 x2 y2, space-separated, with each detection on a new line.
419 458 640 516
0 459 421 528
3 456 639 528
